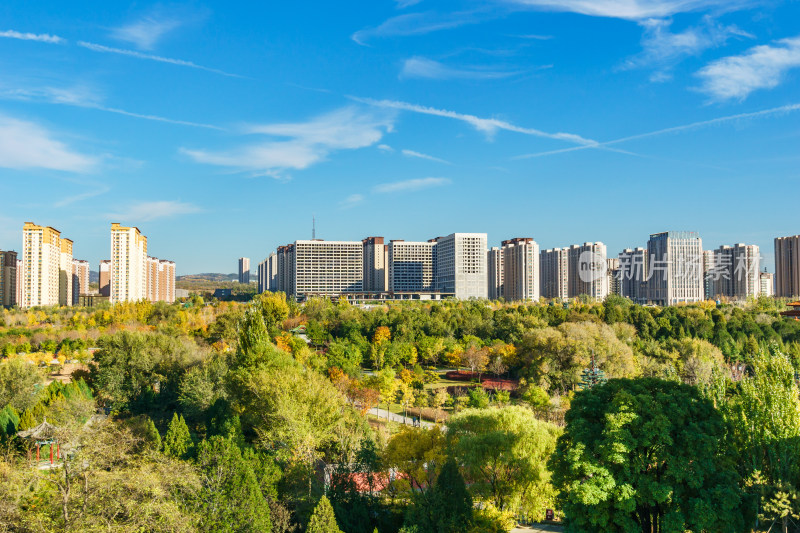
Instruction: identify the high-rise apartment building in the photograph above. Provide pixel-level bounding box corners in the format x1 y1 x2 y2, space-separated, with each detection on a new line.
568 242 608 300
257 253 279 294
487 247 504 300
647 231 703 306
290 240 363 298
501 238 539 301
239 257 250 284
72 259 90 304
618 248 648 303
99 260 111 297
607 258 621 296
760 270 774 297
21 222 74 308
433 233 487 300
0 251 18 308
388 240 436 293
110 223 148 303
362 237 389 293
540 248 569 300
704 244 760 300
145 256 176 303
775 235 800 298
15 259 22 306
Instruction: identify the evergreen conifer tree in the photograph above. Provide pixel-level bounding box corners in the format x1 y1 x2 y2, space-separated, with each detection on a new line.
144 417 162 450
163 412 193 458
307 495 343 533
17 408 36 431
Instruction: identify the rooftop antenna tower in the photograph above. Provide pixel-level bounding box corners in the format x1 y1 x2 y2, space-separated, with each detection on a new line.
312 216 316 240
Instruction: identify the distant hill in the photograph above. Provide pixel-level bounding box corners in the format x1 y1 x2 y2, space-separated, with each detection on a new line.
177 273 239 282
90 270 99 283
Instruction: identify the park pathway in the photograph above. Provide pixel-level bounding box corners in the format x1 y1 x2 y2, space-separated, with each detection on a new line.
368 407 434 428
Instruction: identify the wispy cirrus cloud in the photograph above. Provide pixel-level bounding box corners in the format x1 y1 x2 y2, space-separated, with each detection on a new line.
0 29 64 44
107 200 203 222
373 177 451 193
623 17 751 80
697 36 800 101
400 57 522 80
77 41 241 78
54 185 111 207
514 102 800 158
0 83 224 130
112 17 182 50
401 149 452 165
339 194 365 209
183 106 395 177
503 0 756 20
352 10 486 45
0 114 97 172
353 96 596 145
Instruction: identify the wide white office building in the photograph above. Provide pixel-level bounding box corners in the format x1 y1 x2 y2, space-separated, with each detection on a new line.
388 240 436 292
434 233 487 300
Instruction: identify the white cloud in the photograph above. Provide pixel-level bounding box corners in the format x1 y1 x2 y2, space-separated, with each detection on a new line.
0 83 224 130
400 57 521 80
339 194 365 209
352 11 483 45
0 29 64 44
107 201 202 222
623 17 751 76
55 185 111 207
396 0 423 7
515 102 800 158
77 41 241 78
697 36 800 100
183 107 395 176
112 17 182 50
354 96 596 144
0 115 96 172
373 177 451 193
377 144 394 152
401 149 452 164
504 0 754 20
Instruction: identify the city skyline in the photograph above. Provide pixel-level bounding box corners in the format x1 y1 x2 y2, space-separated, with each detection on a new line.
0 1 799 273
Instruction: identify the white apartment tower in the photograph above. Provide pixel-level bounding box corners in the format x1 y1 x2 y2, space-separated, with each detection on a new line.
502 238 539 301
433 233 487 299
21 222 73 308
647 231 703 306
110 223 148 303
487 247 504 300
389 240 437 293
291 240 363 298
540 248 569 300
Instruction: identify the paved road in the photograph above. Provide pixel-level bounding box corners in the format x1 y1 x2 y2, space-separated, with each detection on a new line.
369 407 434 428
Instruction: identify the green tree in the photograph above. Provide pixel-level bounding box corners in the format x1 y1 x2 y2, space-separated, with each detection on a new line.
163 412 193 459
384 426 446 494
196 436 272 532
467 387 489 408
307 495 343 533
0 357 43 412
550 378 743 533
447 406 560 515
145 417 162 450
405 457 473 532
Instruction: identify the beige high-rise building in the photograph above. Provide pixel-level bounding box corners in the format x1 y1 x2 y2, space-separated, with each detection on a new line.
775 235 800 298
0 250 18 308
487 247 504 300
110 223 148 303
540 248 569 300
99 260 111 297
22 222 74 308
362 237 389 293
15 259 22 306
72 259 90 304
502 238 539 301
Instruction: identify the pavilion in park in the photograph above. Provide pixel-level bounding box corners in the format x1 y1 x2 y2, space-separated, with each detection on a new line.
780 301 800 320
16 418 61 465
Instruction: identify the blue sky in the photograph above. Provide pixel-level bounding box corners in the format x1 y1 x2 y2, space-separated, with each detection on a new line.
0 0 798 274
